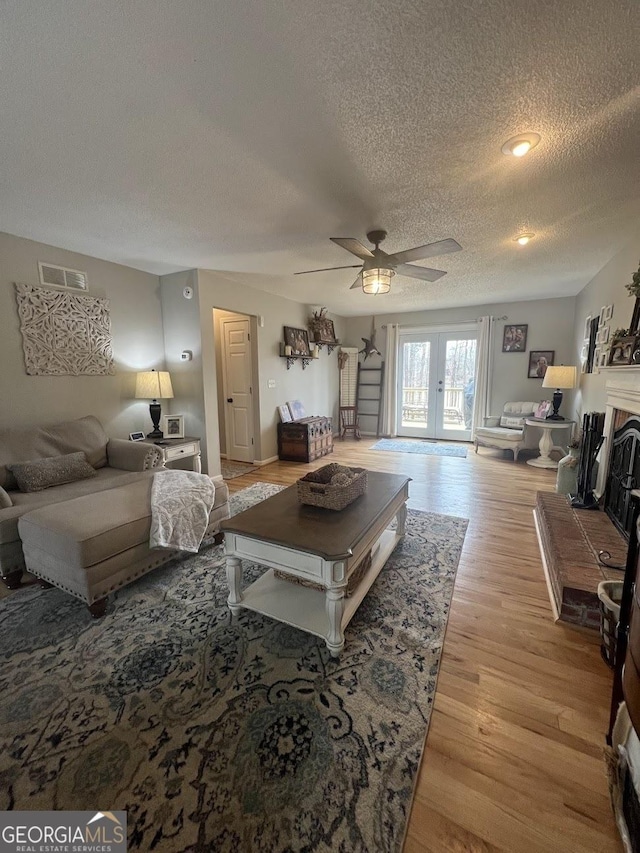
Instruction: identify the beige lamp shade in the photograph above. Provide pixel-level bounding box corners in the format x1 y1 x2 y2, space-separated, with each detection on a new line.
542 365 577 389
135 370 174 400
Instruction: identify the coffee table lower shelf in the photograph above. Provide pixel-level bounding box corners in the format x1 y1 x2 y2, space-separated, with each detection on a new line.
228 527 400 656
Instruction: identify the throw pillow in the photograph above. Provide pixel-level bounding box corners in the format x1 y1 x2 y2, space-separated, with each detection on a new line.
0 486 12 508
500 414 532 429
8 452 96 493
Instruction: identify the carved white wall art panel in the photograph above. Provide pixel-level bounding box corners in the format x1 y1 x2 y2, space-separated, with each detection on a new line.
15 283 115 376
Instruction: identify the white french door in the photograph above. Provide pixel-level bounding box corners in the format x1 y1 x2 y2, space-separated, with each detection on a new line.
397 330 478 441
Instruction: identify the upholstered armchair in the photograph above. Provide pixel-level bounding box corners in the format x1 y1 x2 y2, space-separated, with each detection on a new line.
474 401 539 461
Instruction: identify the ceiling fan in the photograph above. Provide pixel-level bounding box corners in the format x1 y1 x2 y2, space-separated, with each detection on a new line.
295 230 462 295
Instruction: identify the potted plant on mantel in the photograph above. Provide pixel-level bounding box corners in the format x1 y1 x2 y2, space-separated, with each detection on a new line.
626 259 640 333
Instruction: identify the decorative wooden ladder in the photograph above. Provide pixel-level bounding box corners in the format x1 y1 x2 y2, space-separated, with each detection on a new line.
356 361 385 438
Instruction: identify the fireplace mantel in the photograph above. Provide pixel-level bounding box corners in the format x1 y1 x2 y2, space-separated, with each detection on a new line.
595 374 640 498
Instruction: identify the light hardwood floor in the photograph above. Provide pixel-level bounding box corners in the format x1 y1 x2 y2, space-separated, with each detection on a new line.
226 439 621 853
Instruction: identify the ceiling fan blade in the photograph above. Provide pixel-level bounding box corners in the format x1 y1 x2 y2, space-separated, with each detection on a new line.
349 275 362 290
395 263 447 282
295 264 362 275
330 237 375 259
389 238 462 265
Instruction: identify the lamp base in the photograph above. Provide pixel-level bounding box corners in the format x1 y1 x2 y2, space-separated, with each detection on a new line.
148 401 163 439
545 388 564 420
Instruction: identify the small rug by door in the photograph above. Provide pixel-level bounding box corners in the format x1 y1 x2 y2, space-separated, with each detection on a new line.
372 438 468 457
0 484 468 852
221 458 258 479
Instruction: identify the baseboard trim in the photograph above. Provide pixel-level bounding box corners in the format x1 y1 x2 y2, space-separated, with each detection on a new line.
254 455 278 466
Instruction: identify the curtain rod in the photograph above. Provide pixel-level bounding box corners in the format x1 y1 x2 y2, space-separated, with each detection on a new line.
380 315 507 329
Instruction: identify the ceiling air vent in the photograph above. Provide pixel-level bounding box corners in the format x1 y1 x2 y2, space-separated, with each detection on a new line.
38 261 88 291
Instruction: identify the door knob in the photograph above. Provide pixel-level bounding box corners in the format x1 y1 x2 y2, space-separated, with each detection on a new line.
438 388 443 392
227 398 233 403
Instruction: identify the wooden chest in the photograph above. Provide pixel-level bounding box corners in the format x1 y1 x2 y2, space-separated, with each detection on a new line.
278 416 333 463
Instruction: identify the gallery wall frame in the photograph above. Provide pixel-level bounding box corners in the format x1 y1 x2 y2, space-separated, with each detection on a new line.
502 324 528 352
527 350 555 379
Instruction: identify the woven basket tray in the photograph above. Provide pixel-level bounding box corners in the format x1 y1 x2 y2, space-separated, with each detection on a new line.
297 465 367 511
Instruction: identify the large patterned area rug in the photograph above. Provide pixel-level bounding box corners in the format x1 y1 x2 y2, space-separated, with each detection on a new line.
372 438 468 458
0 484 468 852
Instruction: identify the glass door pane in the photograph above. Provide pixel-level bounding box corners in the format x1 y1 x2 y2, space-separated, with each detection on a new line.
435 334 477 441
398 335 436 438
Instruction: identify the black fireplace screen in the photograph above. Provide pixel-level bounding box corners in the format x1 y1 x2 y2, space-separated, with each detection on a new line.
605 416 640 539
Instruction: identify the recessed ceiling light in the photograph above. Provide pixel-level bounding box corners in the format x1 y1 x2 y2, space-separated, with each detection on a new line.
515 233 534 245
501 133 541 157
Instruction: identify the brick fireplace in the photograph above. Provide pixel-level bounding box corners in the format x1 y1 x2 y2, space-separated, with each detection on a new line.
533 369 640 628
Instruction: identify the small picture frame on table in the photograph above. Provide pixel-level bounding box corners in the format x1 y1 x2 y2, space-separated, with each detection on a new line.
163 414 185 438
534 401 552 419
129 431 145 441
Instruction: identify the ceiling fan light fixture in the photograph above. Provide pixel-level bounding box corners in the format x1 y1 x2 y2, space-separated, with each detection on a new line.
362 267 393 295
515 232 535 245
501 132 541 157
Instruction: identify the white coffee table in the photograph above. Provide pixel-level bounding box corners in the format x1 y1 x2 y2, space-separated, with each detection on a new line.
221 472 410 656
525 418 574 469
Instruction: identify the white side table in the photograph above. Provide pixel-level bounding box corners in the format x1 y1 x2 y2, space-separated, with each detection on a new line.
525 419 574 469
143 437 202 473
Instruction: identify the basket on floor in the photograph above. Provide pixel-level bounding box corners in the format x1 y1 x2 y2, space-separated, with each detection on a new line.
297 463 367 511
598 580 624 669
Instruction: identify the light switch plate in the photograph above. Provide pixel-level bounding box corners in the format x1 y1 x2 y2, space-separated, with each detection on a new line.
267 379 276 389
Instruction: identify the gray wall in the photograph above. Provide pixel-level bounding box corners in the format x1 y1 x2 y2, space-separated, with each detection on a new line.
343 296 577 426
197 269 345 471
0 231 165 435
572 228 640 417
159 270 209 466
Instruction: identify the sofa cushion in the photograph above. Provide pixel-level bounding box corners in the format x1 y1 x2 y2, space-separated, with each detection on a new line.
0 469 155 546
0 487 12 508
19 478 156 568
0 416 108 489
9 452 97 492
475 426 524 443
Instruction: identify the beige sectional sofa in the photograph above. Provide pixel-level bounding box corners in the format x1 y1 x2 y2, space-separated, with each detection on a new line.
0 416 230 605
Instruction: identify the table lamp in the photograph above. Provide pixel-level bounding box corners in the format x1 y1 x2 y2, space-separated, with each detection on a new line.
542 365 577 420
135 369 174 438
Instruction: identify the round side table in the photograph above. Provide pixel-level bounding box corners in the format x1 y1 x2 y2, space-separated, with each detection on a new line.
525 418 574 469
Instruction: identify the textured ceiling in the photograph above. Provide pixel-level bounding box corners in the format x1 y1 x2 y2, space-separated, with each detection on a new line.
1 0 639 317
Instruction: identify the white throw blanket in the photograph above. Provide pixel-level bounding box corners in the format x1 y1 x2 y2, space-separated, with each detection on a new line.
149 470 216 553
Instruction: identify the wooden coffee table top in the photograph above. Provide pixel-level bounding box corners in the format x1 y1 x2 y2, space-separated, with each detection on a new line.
221 471 410 560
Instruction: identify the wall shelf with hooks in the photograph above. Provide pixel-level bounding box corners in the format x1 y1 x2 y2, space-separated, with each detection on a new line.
313 340 340 354
281 354 312 370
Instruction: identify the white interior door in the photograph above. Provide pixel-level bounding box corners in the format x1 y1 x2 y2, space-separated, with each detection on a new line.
222 317 254 462
398 330 477 441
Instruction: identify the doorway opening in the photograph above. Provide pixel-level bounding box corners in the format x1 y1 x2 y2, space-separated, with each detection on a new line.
397 328 478 442
214 309 255 465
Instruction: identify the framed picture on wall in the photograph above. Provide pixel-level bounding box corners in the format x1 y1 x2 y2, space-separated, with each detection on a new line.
527 350 555 378
283 326 310 356
502 324 528 352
